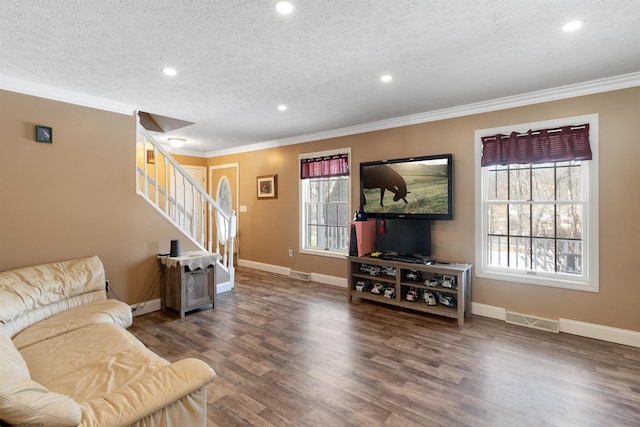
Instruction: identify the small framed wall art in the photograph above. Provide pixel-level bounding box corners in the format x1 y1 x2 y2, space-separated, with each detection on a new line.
35 125 52 143
257 174 277 199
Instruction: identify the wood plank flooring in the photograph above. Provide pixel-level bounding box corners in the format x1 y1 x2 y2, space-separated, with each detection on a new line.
128 267 640 427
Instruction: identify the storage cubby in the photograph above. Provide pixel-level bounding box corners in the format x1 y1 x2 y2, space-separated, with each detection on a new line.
347 256 472 326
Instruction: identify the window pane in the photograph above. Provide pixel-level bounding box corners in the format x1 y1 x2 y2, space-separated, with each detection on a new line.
487 167 508 200
307 224 317 247
320 181 329 202
327 226 337 249
557 240 582 274
508 204 530 236
487 235 508 266
308 203 317 225
338 203 349 225
509 166 530 201
532 204 555 238
557 165 582 201
327 203 338 226
532 238 555 272
327 180 341 202
557 204 582 239
309 181 319 202
338 225 348 249
509 236 531 269
317 204 327 225
488 203 508 235
531 166 555 201
338 178 349 202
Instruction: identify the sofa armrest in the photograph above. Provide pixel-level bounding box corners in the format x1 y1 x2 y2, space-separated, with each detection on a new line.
78 358 216 427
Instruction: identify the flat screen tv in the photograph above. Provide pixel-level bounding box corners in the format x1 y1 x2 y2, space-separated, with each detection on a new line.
360 153 453 220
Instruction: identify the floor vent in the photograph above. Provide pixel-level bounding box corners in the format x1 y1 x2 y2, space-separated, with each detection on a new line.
289 270 311 281
505 311 559 333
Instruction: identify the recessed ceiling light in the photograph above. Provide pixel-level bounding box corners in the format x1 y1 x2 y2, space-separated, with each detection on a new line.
162 67 177 76
278 104 288 111
275 1 294 15
168 138 185 148
380 74 393 83
562 20 584 32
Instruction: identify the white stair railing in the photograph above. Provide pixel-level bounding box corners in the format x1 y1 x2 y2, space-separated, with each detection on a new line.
135 126 236 287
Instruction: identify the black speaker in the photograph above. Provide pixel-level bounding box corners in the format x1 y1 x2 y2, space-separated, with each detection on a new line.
349 224 358 256
170 239 181 257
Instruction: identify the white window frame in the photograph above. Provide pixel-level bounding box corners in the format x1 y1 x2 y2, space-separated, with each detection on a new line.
474 114 599 292
299 148 351 259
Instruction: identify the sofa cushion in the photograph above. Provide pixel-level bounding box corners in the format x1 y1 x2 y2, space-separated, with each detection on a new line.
12 299 133 350
0 376 82 427
20 322 170 402
0 255 106 324
0 328 29 378
0 328 81 426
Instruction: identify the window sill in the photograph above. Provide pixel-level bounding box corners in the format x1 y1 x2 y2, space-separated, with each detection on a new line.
300 248 348 260
477 268 598 292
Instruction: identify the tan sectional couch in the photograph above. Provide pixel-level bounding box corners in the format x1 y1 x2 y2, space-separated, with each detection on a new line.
0 256 216 427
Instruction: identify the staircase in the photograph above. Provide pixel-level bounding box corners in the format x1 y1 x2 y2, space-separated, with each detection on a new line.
136 125 236 291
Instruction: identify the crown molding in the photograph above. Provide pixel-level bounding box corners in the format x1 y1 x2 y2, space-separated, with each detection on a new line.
2 71 638 157
205 71 640 158
0 75 137 115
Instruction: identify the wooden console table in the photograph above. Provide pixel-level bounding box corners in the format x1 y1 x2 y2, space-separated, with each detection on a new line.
159 251 219 318
348 256 472 326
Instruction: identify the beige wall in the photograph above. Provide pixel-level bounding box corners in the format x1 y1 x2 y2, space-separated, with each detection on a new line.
210 87 640 331
2 87 639 332
0 90 201 304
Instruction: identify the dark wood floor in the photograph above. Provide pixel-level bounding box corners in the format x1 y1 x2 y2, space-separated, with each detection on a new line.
129 267 640 427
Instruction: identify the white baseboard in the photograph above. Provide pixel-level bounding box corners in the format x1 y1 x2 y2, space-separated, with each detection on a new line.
472 302 640 348
310 272 347 288
217 282 233 293
130 282 233 317
237 258 346 287
238 259 290 276
471 302 506 320
131 298 161 317
559 318 640 348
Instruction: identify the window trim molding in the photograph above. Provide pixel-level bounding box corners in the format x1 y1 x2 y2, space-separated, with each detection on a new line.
299 147 352 258
474 114 599 292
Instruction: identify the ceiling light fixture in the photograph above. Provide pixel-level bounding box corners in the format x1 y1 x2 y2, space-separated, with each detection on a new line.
562 20 584 32
162 67 177 76
380 74 393 83
168 138 186 148
278 104 288 111
275 1 294 15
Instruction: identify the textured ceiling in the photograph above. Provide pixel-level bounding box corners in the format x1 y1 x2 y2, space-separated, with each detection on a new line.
1 0 639 155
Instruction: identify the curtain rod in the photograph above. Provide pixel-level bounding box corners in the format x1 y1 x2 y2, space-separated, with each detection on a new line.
483 124 588 141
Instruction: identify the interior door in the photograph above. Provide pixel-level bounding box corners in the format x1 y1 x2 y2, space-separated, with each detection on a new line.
209 164 239 254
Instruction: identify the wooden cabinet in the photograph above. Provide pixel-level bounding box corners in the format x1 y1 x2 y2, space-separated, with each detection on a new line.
159 253 217 318
347 256 472 326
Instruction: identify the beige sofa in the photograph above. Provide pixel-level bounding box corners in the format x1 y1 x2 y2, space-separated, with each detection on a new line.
0 256 216 427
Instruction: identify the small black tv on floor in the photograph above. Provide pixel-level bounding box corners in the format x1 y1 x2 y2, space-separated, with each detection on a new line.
375 218 431 258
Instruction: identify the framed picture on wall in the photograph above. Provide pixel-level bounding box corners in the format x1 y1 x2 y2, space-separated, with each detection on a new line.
257 175 277 199
35 125 52 143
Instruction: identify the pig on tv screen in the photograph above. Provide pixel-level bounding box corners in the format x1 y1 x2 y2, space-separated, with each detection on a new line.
359 153 453 220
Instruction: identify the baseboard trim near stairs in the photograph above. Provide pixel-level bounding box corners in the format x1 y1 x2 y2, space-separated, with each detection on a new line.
131 298 161 317
129 282 233 317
